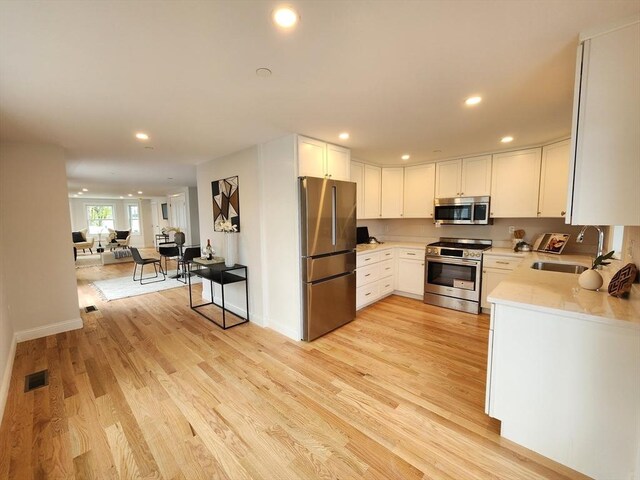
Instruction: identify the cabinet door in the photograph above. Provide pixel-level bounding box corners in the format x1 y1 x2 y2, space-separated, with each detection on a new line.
404 163 436 218
461 155 492 197
350 161 365 219
327 144 350 181
481 268 509 310
491 148 542 218
298 136 326 178
569 22 640 225
381 167 404 218
363 165 381 219
397 258 424 296
435 159 462 198
539 140 570 218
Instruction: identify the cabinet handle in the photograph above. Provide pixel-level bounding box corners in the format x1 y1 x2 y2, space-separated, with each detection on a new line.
400 213 403 216
385 284 390 288
407 252 416 256
561 210 566 216
421 263 424 266
483 270 486 273
456 192 460 196
364 257 371 261
365 273 371 277
460 192 464 196
365 292 371 296
496 261 509 265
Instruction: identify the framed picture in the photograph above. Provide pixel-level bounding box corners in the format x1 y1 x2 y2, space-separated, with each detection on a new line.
161 203 168 220
536 233 570 254
212 176 240 232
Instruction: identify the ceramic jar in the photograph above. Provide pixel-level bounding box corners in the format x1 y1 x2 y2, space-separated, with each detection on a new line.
578 269 603 290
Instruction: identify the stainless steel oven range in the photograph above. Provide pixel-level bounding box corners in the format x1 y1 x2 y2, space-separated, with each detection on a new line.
423 238 492 314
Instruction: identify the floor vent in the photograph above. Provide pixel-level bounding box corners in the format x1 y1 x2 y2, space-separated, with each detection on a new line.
24 370 49 392
84 305 98 313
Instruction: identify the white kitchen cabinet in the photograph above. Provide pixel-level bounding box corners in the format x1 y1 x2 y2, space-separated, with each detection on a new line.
461 155 492 197
490 148 542 218
567 18 640 226
538 139 570 218
435 156 491 198
350 161 365 219
297 136 350 181
356 248 395 309
381 167 404 218
396 249 424 297
481 254 522 311
403 163 436 218
363 164 381 219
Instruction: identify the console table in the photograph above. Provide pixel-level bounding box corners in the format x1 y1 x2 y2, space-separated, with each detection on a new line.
155 233 169 250
188 259 249 329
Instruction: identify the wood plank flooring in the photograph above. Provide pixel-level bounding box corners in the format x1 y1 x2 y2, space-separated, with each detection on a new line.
0 252 589 479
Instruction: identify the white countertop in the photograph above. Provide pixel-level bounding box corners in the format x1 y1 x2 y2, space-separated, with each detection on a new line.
488 251 640 329
484 247 529 258
356 241 424 253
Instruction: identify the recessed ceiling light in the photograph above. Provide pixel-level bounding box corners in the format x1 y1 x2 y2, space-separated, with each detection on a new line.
339 132 350 140
135 132 149 140
256 67 272 77
82 188 88 192
465 96 482 106
401 154 410 161
137 191 143 194
501 136 514 143
77 192 83 195
120 196 124 199
273 7 298 28
128 194 133 197
73 194 78 197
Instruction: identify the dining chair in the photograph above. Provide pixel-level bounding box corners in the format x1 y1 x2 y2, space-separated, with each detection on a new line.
130 247 166 285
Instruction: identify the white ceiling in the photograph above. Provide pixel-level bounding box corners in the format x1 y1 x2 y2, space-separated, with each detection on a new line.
1 0 639 197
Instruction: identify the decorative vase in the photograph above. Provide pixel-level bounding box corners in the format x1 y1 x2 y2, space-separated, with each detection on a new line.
173 232 185 246
578 269 603 291
224 233 237 268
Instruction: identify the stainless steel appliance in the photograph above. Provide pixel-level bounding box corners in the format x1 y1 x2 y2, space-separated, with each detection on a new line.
434 196 491 225
300 177 357 341
424 238 492 314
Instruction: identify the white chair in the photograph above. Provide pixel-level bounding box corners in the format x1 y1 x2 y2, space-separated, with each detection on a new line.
72 228 94 254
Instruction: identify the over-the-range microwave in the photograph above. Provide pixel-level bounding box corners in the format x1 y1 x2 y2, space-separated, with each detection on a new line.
434 196 492 225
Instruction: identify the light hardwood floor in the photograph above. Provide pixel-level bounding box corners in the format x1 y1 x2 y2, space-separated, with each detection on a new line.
0 252 588 479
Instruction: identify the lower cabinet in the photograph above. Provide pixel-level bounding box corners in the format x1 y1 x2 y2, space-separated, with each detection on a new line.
396 251 424 296
481 254 523 310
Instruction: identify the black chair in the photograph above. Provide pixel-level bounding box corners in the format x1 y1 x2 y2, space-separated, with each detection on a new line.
158 242 179 274
130 247 166 285
177 246 201 284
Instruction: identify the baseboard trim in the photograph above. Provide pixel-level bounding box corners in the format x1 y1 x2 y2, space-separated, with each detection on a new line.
0 334 17 428
14 317 84 343
267 320 301 341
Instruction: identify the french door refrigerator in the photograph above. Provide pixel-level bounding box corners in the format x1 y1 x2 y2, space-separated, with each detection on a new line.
300 177 357 341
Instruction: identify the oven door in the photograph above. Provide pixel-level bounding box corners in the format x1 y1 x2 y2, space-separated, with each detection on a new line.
424 256 481 301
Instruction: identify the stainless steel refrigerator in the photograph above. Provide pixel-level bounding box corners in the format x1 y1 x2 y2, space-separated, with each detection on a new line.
300 177 357 341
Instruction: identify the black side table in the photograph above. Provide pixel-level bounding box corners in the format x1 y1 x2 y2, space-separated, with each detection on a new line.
188 260 249 329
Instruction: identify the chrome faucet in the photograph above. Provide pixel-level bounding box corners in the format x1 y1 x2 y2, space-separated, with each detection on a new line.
576 225 605 267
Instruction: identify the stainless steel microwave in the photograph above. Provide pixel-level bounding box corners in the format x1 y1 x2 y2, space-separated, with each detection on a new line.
434 196 492 225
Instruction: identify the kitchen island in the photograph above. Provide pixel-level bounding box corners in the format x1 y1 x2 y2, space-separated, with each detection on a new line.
486 254 640 479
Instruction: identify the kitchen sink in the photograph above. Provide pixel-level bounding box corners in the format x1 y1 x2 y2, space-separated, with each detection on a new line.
531 261 588 274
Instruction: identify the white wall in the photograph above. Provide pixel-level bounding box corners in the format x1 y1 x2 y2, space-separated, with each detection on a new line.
0 211 15 426
360 217 602 254
0 143 82 420
196 146 264 326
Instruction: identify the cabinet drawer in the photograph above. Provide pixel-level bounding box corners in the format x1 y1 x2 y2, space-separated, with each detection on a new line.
379 259 394 277
356 251 382 268
398 248 423 260
357 263 379 287
379 276 394 296
483 256 521 271
356 282 380 309
379 249 395 261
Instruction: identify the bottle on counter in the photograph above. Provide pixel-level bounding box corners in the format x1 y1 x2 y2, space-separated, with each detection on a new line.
205 239 214 260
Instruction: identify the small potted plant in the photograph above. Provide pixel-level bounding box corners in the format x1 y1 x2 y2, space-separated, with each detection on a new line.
579 250 614 290
216 219 238 267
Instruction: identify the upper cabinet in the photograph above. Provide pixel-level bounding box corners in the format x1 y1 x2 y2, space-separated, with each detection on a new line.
381 168 404 218
350 161 365 219
298 135 351 181
538 140 570 218
404 163 436 218
435 155 491 198
491 148 542 218
567 18 640 226
363 164 382 219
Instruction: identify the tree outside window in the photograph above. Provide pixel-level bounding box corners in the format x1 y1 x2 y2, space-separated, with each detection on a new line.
128 204 140 234
87 205 114 235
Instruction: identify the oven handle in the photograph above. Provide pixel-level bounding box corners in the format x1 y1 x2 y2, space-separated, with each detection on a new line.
425 256 479 266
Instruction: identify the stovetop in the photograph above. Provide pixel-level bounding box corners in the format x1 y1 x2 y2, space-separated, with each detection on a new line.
428 241 492 251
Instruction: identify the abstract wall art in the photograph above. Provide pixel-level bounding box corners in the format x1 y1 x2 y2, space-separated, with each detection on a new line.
212 176 240 232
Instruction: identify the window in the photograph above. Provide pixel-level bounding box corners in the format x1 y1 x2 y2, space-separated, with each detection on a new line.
86 205 114 234
128 204 140 234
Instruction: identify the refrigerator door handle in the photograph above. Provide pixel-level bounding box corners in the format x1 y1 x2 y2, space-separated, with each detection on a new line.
331 185 337 246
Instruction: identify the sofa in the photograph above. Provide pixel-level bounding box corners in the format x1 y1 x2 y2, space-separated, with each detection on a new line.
72 228 94 253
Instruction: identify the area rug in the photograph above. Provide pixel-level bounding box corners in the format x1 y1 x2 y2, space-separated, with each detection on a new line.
91 272 202 301
75 253 102 268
